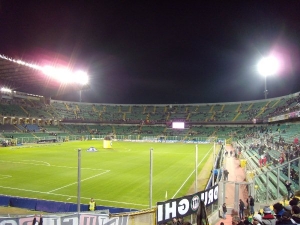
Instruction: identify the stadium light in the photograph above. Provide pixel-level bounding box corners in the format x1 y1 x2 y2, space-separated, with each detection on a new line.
257 56 280 99
0 54 89 86
74 71 89 85
0 87 12 93
42 66 88 85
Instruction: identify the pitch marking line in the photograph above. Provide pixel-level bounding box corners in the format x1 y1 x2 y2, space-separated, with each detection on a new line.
0 160 51 166
48 170 110 193
0 175 11 179
0 160 108 172
22 160 50 166
172 145 213 199
0 185 147 207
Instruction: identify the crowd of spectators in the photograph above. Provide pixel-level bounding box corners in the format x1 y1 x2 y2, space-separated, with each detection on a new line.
1 92 300 126
232 198 300 225
267 93 300 118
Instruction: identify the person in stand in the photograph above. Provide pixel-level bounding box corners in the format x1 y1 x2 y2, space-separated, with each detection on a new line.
32 214 43 225
239 199 245 220
224 169 229 181
261 206 276 225
178 217 184 225
253 214 262 225
291 205 300 224
284 180 294 199
171 217 179 225
89 198 96 211
225 151 228 157
273 202 285 220
276 211 294 225
248 195 255 215
222 203 227 219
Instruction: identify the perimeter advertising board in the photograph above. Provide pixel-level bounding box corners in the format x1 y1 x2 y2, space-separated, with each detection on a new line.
0 213 128 225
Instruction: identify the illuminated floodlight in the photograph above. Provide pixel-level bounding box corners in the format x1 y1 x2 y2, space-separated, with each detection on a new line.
257 55 280 99
74 70 89 85
55 68 73 84
257 56 280 76
0 87 12 93
0 54 89 85
42 66 88 85
42 65 55 76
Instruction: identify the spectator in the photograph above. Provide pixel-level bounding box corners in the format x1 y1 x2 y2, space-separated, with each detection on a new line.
291 205 300 224
284 180 294 199
244 217 252 225
222 203 227 219
253 214 262 225
178 217 184 225
225 150 228 157
276 211 294 225
262 206 276 225
239 199 245 220
273 203 285 220
224 169 229 181
171 217 179 225
289 198 299 206
248 195 255 215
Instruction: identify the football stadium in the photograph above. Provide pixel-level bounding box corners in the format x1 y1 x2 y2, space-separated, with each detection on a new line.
0 54 300 225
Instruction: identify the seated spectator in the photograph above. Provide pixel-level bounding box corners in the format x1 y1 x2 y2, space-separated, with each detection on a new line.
273 203 285 220
244 217 252 225
253 214 262 225
262 206 277 225
289 198 299 206
291 205 300 224
276 211 294 225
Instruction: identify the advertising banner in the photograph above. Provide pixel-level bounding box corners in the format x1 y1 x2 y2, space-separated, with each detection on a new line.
156 184 218 224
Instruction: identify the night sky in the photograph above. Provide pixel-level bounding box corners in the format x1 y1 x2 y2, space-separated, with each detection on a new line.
0 1 300 104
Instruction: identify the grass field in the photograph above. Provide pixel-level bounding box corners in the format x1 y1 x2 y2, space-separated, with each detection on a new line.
0 141 215 210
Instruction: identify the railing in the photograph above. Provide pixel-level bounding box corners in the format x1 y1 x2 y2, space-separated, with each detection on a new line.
8 134 227 144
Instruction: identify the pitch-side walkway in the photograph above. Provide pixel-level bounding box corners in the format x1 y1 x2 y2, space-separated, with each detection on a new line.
214 145 248 225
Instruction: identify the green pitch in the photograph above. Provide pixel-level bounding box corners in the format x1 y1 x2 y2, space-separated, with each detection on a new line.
0 141 214 210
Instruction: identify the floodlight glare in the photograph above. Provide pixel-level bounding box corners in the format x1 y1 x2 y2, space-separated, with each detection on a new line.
42 66 88 85
0 87 12 93
1 54 90 86
257 55 280 99
74 70 89 85
42 65 55 76
56 68 73 83
257 56 280 76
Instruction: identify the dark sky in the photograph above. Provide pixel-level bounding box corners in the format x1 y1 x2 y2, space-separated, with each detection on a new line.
0 1 300 104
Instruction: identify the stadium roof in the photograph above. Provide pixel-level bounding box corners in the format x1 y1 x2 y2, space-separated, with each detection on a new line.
0 55 88 97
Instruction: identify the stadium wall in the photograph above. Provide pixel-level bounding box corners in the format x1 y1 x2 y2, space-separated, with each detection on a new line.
0 195 136 214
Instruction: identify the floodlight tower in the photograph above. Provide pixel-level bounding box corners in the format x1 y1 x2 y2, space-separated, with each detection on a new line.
257 56 280 99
